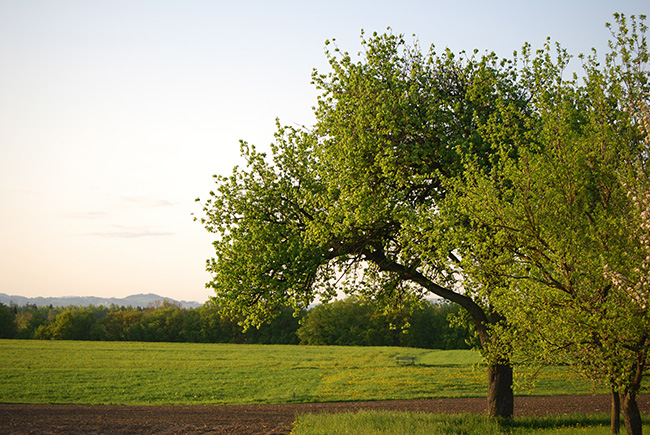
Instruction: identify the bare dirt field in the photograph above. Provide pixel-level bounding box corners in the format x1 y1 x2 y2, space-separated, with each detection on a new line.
1 395 649 434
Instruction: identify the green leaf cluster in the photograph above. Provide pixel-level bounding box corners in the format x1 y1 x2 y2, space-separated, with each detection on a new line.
297 298 471 349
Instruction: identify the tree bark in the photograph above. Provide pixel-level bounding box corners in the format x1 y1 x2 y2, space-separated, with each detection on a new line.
611 386 621 434
487 362 514 419
621 391 642 435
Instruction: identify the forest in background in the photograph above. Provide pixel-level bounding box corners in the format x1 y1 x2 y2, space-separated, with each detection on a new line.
0 297 470 349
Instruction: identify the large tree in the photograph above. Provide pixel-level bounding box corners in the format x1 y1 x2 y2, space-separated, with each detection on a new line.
443 14 649 435
197 31 530 417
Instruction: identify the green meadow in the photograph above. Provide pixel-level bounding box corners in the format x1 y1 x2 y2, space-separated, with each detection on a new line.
291 411 649 435
1 339 598 406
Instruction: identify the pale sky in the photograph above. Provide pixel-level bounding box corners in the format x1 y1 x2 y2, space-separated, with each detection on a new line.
1 0 648 304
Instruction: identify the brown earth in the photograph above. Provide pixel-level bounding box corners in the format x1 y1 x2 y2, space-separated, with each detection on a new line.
1 395 649 434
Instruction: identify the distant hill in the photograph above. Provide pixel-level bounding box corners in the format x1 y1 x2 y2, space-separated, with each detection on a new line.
0 293 202 309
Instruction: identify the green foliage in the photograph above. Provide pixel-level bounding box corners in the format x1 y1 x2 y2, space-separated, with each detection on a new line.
404 300 473 350
5 300 473 347
103 309 145 341
0 303 17 338
137 301 188 342
298 298 399 346
197 126 329 328
9 302 303 344
15 304 58 339
35 306 107 340
0 340 596 406
297 297 470 349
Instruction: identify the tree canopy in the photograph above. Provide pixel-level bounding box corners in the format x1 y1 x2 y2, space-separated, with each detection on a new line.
198 30 528 332
197 28 533 417
197 15 649 425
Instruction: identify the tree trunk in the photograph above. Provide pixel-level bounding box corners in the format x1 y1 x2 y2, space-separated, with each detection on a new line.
611 386 620 434
621 391 642 435
487 362 514 418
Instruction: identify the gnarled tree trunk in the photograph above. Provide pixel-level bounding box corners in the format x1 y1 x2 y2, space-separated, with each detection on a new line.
621 391 642 435
488 362 514 418
611 385 621 434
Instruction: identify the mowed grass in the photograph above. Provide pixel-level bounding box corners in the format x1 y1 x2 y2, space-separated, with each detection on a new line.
0 340 598 406
291 411 650 435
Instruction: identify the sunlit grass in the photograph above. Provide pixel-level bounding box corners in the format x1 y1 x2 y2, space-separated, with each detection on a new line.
291 411 650 435
0 339 600 406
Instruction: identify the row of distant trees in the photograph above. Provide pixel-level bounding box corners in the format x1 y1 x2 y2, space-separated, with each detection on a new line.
0 298 470 348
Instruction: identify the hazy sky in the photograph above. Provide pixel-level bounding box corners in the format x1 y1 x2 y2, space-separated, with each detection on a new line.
1 1 648 303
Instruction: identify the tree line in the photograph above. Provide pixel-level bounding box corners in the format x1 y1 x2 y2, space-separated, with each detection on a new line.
0 298 470 348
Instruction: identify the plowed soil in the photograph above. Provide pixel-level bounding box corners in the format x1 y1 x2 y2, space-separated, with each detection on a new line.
2 395 648 434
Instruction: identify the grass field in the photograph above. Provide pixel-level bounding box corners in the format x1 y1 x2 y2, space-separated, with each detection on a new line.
291 411 649 434
0 339 600 406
